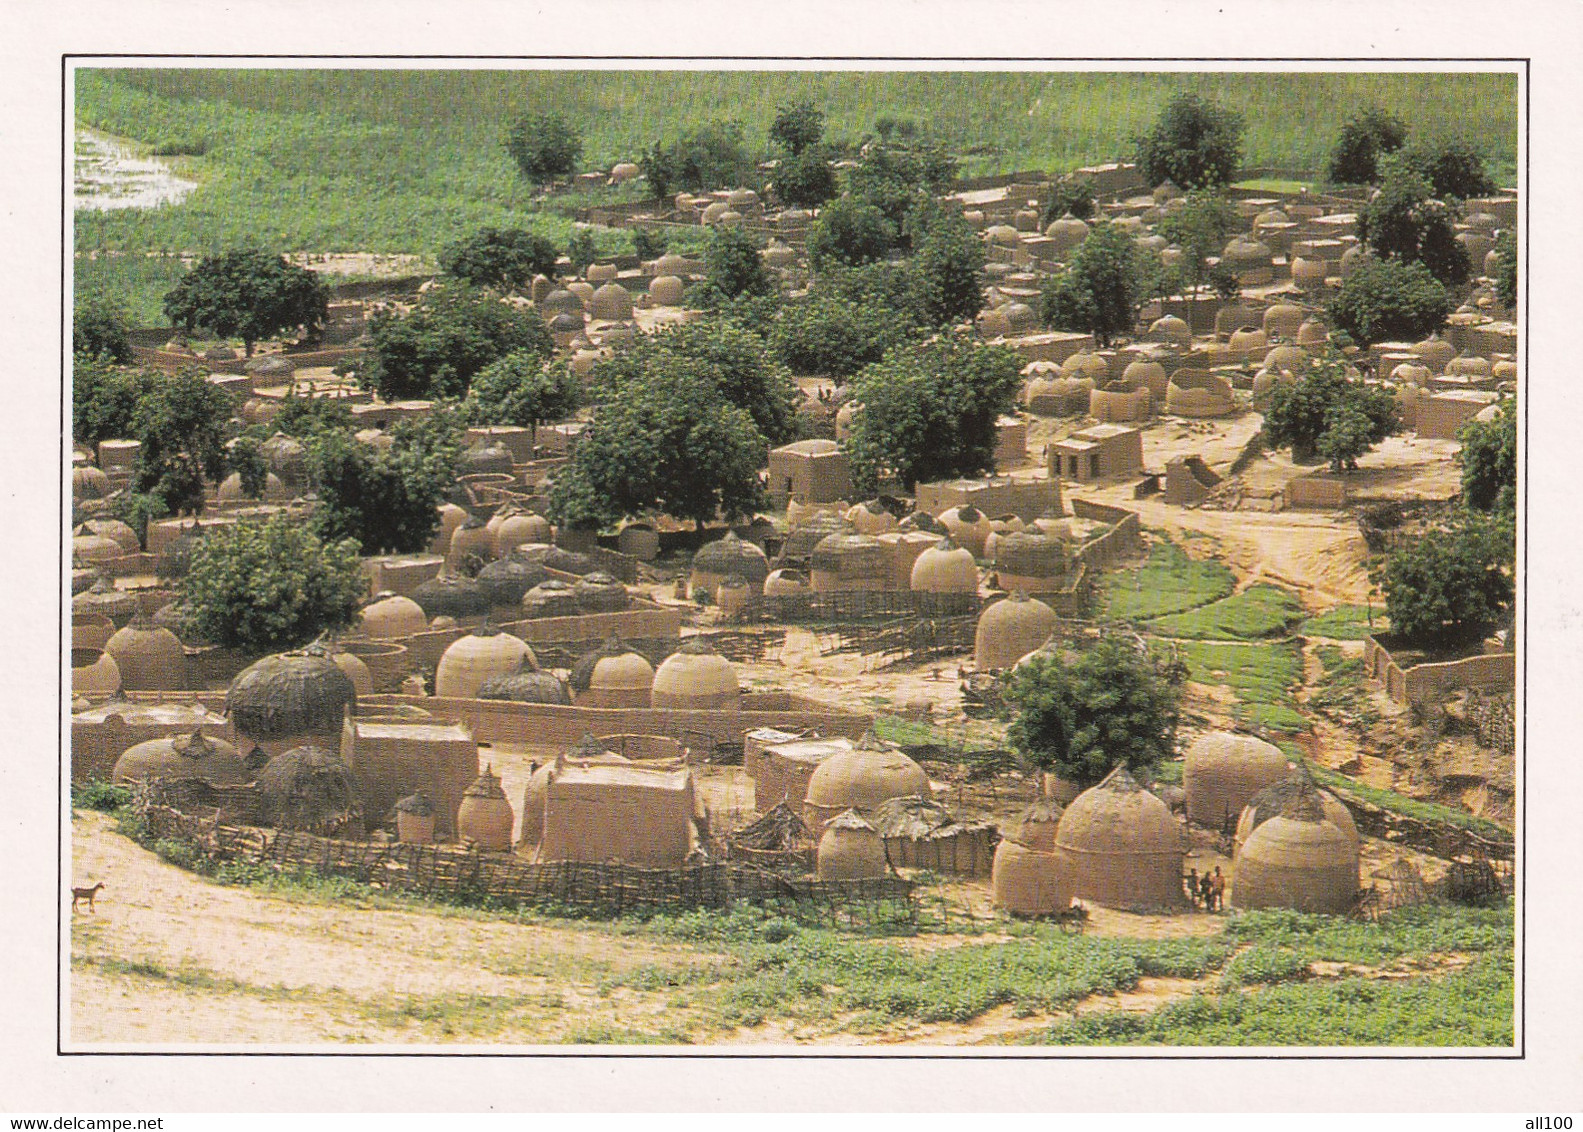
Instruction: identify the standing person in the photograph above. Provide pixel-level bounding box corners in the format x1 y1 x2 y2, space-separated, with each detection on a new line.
1186 867 1200 907
1209 866 1226 912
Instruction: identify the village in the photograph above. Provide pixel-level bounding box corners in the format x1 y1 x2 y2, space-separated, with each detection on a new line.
68 72 1517 1047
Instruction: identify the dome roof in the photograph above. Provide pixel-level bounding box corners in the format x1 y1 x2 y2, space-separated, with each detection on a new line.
491 510 554 556
436 625 537 699
541 546 597 575
1054 766 1186 909
650 275 686 306
781 511 855 560
910 542 979 593
574 572 630 612
1183 731 1290 829
937 505 993 555
805 734 930 819
1062 352 1110 381
478 666 571 705
73 576 137 624
256 744 360 832
1235 766 1357 848
1044 214 1090 251
652 637 739 708
1013 796 1066 852
809 532 887 573
113 729 249 786
76 518 139 554
475 554 551 608
569 635 656 694
816 809 890 880
590 282 634 322
1232 788 1359 914
897 510 945 536
412 574 493 620
226 644 359 741
1264 344 1310 374
522 578 581 618
693 530 770 583
104 618 187 692
541 289 583 316
72 465 111 500
974 592 1058 671
359 594 429 640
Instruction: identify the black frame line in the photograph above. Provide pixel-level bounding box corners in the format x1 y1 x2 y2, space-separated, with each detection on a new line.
59 53 1529 1062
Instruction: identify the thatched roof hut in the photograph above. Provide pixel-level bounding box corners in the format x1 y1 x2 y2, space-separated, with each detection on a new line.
1231 785 1359 914
816 809 890 881
226 642 358 743
568 635 654 707
1054 766 1186 910
112 729 250 787
256 744 361 834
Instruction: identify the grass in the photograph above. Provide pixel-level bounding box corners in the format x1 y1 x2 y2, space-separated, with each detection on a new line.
1146 583 1305 641
1303 759 1511 838
1229 178 1315 194
1100 539 1236 621
1302 604 1387 641
1165 639 1308 735
73 69 1518 322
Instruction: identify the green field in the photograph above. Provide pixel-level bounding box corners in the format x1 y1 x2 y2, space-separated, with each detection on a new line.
74 69 1518 321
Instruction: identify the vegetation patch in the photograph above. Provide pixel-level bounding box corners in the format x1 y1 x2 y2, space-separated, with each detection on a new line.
1100 539 1236 621
1302 604 1385 640
1164 639 1307 735
1303 760 1511 838
1146 583 1305 640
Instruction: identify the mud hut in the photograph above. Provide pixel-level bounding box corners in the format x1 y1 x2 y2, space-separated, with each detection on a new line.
909 541 979 614
74 577 137 628
974 592 1058 671
104 614 187 692
112 729 250 787
226 643 358 747
256 744 361 834
809 532 889 593
395 791 436 844
475 554 551 610
991 837 1074 917
651 637 739 709
1053 766 1186 910
574 572 630 613
937 505 993 557
359 593 430 640
72 648 121 696
1232 785 1359 914
992 531 1067 594
803 733 931 830
539 755 696 867
568 635 655 708
521 578 581 619
478 663 571 705
1234 766 1358 853
816 809 890 881
411 573 493 621
1183 731 1291 830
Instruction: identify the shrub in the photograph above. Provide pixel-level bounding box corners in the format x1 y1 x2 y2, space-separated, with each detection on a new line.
566 228 597 275
1041 179 1096 225
1325 106 1407 185
770 100 826 157
439 228 559 292
642 120 755 200
1378 515 1514 650
906 198 986 326
1133 93 1245 190
504 111 582 184
1490 229 1517 310
363 283 554 401
1399 138 1497 200
308 412 463 556
773 146 838 209
1262 353 1401 471
1457 398 1517 516
73 291 135 363
806 196 897 272
1358 156 1470 286
1040 221 1143 347
700 226 772 305
1326 259 1451 347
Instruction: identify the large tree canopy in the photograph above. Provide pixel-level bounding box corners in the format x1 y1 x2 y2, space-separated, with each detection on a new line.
162 249 329 356
1326 106 1407 185
1326 258 1452 348
307 412 463 556
1378 514 1514 651
439 228 560 293
1039 221 1147 347
129 369 234 515
1262 353 1401 471
1133 93 1245 190
844 334 1022 494
463 350 581 434
363 283 554 402
1457 397 1517 516
1358 156 1470 286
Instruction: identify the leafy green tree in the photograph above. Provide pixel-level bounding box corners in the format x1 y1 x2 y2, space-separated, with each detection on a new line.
463 350 581 436
363 283 554 402
162 249 329 356
73 357 153 446
74 291 135 363
1039 221 1144 347
769 286 925 378
504 111 582 184
439 228 559 293
1157 190 1237 298
1133 93 1245 190
1457 398 1517 516
1262 354 1400 470
1004 637 1182 787
773 146 838 209
182 512 364 655
592 319 798 446
1490 229 1518 310
1326 258 1452 347
1358 155 1470 286
642 120 755 200
1399 138 1497 200
700 226 773 306
1378 514 1513 650
225 435 269 499
845 334 1022 494
307 415 462 555
631 227 667 262
769 99 825 156
806 196 896 272
1040 178 1096 226
1326 106 1408 185
906 198 986 326
846 138 957 235
129 370 234 514
264 390 355 442
549 367 767 532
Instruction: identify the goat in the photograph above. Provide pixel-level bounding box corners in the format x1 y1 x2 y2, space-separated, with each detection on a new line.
71 882 105 914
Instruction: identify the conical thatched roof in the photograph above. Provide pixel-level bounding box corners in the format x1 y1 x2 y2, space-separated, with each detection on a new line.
730 802 814 851
226 643 358 741
825 808 877 834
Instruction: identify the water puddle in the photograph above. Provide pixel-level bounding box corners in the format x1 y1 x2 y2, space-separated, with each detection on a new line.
74 129 197 212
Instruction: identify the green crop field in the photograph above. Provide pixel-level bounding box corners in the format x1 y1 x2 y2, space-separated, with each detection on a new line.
74 69 1518 322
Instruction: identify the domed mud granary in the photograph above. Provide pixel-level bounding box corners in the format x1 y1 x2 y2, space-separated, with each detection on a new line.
542 546 598 576
260 432 309 490
816 809 890 881
974 592 1058 671
457 765 515 850
569 635 656 708
992 530 1067 593
651 637 739 710
1053 766 1186 910
113 729 250 787
358 593 429 640
331 647 375 697
937 505 993 557
1013 796 1065 853
778 511 854 563
1234 765 1359 854
491 509 554 557
809 532 889 593
909 541 979 614
104 614 187 692
226 643 358 745
475 554 551 609
436 624 536 699
1231 784 1360 914
75 577 137 628
411 573 493 622
446 513 496 569
395 790 437 845
256 744 361 834
72 647 122 696
590 282 634 322
1183 731 1290 830
991 837 1074 917
803 732 931 830
521 578 581 619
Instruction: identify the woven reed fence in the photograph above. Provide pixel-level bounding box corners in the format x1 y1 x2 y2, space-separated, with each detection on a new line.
728 590 982 625
134 784 916 929
1467 692 1516 760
